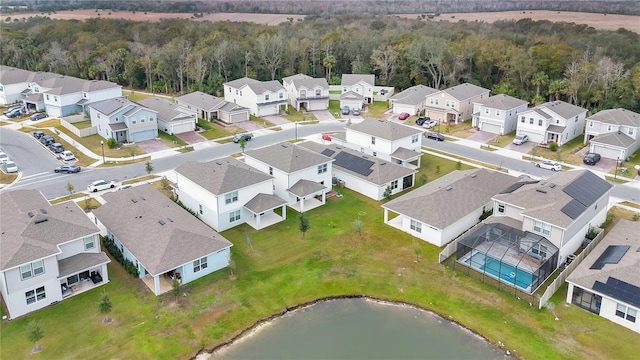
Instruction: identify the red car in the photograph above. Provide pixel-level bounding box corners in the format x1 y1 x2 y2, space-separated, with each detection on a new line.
398 112 410 120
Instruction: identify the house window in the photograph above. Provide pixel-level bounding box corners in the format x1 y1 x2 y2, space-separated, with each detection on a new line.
446 100 451 107
269 166 273 175
529 118 534 125
373 152 377 157
279 92 284 99
141 119 145 123
607 125 612 131
318 163 327 174
371 137 376 145
20 261 45 280
589 121 594 127
575 116 578 122
235 89 238 95
485 108 489 114
193 257 208 273
199 204 203 215
450 101 456 108
533 220 551 236
343 87 347 92
240 91 242 96
538 119 543 126
46 94 50 100
628 128 634 136
412 134 419 143
84 237 95 250
25 286 46 305
54 96 58 102
430 98 434 105
132 120 137 124
496 110 500 116
530 243 548 259
434 99 439 105
410 219 422 233
300 89 307 97
556 119 560 124
225 191 238 204
315 89 321 96
520 116 525 123
390 180 398 189
229 210 241 222
616 304 637 323
265 94 270 101
498 203 505 213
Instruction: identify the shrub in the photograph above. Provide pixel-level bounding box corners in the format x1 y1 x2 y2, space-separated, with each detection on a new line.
549 142 558 152
585 228 599 240
102 235 139 277
106 137 118 148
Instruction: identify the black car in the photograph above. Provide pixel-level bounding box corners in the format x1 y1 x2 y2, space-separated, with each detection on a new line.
40 135 55 145
583 153 601 165
233 134 252 143
54 165 81 173
416 116 430 126
426 132 445 141
48 142 65 153
30 112 47 121
32 131 45 139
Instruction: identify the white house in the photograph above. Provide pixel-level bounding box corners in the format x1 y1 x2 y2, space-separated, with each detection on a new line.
566 219 640 334
389 85 439 115
175 91 250 124
175 157 287 231
89 98 158 142
424 83 490 124
137 97 196 135
93 185 233 296
472 94 529 135
299 142 417 201
382 169 519 247
340 74 375 110
282 74 330 111
244 142 334 212
0 190 110 319
223 77 287 117
516 101 587 145
0 65 35 106
584 108 640 160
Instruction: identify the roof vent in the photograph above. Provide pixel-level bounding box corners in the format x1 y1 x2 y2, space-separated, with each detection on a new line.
140 196 145 200
536 189 547 194
470 174 477 178
158 219 166 225
34 217 48 224
215 161 222 165
380 162 386 165
549 183 556 188
445 186 453 191
131 198 138 203
167 217 173 222
28 211 34 218
39 209 48 214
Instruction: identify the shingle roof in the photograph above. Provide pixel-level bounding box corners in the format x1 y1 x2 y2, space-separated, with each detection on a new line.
243 193 287 214
283 74 329 90
175 91 225 111
588 108 640 127
0 190 101 271
382 169 518 230
175 157 273 195
0 65 34 85
287 179 327 197
590 131 636 148
536 101 586 119
58 252 111 278
390 147 421 161
340 90 363 100
224 77 284 94
138 97 195 123
443 83 490 101
244 142 333 173
90 97 136 116
547 124 566 133
93 185 232 276
33 73 119 96
474 94 528 110
341 74 375 86
390 85 439 105
347 119 423 141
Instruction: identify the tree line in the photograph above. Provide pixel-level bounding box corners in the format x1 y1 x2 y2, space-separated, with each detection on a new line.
1 14 639 113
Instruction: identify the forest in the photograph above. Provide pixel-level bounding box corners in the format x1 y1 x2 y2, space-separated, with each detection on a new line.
1 13 639 113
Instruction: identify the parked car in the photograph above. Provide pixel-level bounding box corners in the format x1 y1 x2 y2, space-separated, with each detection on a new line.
341 106 350 115
3 105 24 116
398 112 410 120
536 160 562 171
512 134 529 145
40 135 55 146
48 142 65 153
0 152 9 164
59 150 75 161
3 161 18 173
422 120 438 129
5 108 24 118
233 133 252 143
54 165 81 173
30 112 47 121
87 180 116 192
32 131 45 139
583 153 601 165
416 116 429 126
352 107 361 116
426 132 445 141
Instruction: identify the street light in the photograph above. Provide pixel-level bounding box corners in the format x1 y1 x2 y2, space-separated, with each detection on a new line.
100 140 105 164
614 157 620 179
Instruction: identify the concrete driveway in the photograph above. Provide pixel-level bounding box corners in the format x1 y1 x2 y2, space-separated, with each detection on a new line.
135 139 170 153
176 131 207 144
263 115 291 125
580 157 616 172
467 130 498 143
506 141 536 153
312 110 335 121
234 121 264 132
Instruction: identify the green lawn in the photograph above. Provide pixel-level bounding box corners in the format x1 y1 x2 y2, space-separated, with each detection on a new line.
197 120 242 141
529 136 588 165
608 148 640 179
158 131 187 148
489 131 516 147
283 108 317 122
365 101 389 119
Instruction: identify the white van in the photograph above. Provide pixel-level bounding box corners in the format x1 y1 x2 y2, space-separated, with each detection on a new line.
60 150 75 161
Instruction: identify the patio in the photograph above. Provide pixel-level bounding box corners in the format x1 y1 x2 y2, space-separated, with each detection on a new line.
141 275 173 295
245 211 286 230
288 197 324 213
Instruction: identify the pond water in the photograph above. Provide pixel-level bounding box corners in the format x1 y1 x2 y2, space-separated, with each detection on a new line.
209 298 505 360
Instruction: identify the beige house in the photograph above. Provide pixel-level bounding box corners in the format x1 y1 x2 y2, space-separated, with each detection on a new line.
424 83 490 124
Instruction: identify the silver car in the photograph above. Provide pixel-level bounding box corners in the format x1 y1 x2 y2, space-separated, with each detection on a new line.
536 161 562 171
87 180 116 192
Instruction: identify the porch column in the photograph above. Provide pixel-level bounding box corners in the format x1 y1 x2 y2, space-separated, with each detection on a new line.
566 283 574 304
300 198 305 213
282 205 287 220
101 264 110 283
321 191 326 204
256 214 261 228
416 156 421 168
154 275 161 296
384 208 389 223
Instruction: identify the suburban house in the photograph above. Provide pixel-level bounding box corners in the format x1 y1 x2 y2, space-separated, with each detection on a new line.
282 74 330 111
244 142 334 212
472 94 529 135
174 157 287 231
89 97 159 142
516 100 587 145
175 91 249 124
424 83 490 124
299 141 417 201
389 84 439 115
93 185 232 296
382 169 519 247
583 108 640 160
0 190 110 319
566 219 640 334
223 77 287 117
340 74 375 110
0 65 38 106
137 97 196 135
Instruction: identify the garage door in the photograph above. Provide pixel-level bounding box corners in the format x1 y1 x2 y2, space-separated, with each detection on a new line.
132 129 156 142
393 104 417 115
171 121 194 135
480 122 502 134
229 111 248 123
591 144 622 160
518 130 543 143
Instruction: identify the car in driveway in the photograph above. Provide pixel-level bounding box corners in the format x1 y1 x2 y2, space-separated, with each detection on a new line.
352 107 361 116
422 120 438 129
398 112 410 120
535 160 562 171
30 112 47 121
583 153 601 165
341 106 350 115
87 180 116 192
3 105 25 116
425 132 445 141
233 133 252 143
5 108 24 118
54 164 81 173
512 134 529 145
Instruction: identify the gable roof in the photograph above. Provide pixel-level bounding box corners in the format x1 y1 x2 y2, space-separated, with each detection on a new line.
347 119 423 141
341 74 375 87
224 77 284 94
176 157 273 195
443 83 490 101
175 91 225 111
282 74 329 90
93 185 232 276
474 94 528 110
137 97 195 123
382 169 518 230
29 72 119 96
287 179 327 197
390 85 439 105
90 97 143 116
588 108 640 127
0 65 35 85
533 101 586 119
590 131 636 148
0 190 100 271
244 142 333 173
244 193 287 214
340 90 363 100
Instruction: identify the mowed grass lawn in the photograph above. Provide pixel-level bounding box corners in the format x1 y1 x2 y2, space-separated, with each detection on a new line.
1 155 637 360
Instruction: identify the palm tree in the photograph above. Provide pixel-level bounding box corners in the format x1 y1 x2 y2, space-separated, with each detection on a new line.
323 55 337 82
531 71 549 98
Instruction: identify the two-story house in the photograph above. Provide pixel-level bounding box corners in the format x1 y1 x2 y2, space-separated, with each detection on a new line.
472 94 529 135
89 98 158 142
0 65 36 106
137 97 196 135
425 83 490 124
0 190 110 319
223 77 287 117
583 108 640 160
282 74 330 112
93 185 233 296
389 84 439 116
340 74 375 111
175 157 287 231
175 91 249 124
516 101 587 145
244 142 334 212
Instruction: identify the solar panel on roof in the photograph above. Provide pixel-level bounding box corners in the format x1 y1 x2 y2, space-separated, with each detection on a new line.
590 245 630 269
321 149 335 157
592 277 640 308
563 171 612 206
500 182 525 194
333 151 374 177
561 199 587 219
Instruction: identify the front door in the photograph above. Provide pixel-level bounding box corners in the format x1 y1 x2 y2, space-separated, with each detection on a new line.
402 175 413 189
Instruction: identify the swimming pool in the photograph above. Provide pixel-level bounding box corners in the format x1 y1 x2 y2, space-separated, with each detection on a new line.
466 252 536 290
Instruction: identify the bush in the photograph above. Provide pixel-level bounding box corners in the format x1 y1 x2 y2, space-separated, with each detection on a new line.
549 142 558 152
106 137 118 148
102 235 139 277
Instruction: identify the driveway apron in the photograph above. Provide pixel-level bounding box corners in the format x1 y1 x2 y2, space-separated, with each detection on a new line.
176 131 207 144
135 139 170 153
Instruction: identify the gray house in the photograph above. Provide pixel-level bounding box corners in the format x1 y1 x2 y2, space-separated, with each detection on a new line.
137 97 196 135
282 74 330 111
89 98 158 142
584 108 640 160
472 94 529 135
175 91 249 124
389 85 439 115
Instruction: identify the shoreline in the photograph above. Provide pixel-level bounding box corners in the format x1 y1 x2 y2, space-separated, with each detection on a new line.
193 294 519 360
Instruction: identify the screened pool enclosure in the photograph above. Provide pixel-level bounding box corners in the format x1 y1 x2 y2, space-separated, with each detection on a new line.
455 222 558 294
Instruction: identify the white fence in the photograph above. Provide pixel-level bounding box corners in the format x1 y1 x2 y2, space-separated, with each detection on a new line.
438 221 485 263
60 116 96 138
328 85 395 102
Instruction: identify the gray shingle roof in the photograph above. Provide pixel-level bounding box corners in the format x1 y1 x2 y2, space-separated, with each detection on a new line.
536 101 586 119
287 179 327 197
175 91 225 111
244 142 333 173
90 97 136 116
283 74 329 90
341 74 375 86
93 185 232 276
588 108 640 127
1 190 101 271
390 85 439 105
243 193 287 214
224 77 284 94
347 119 423 141
390 147 421 161
30 72 119 96
0 65 34 85
175 157 273 195
547 124 566 133
58 252 111 278
590 131 636 148
444 83 490 101
138 97 195 123
382 169 518 230
340 90 363 100
474 94 528 110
